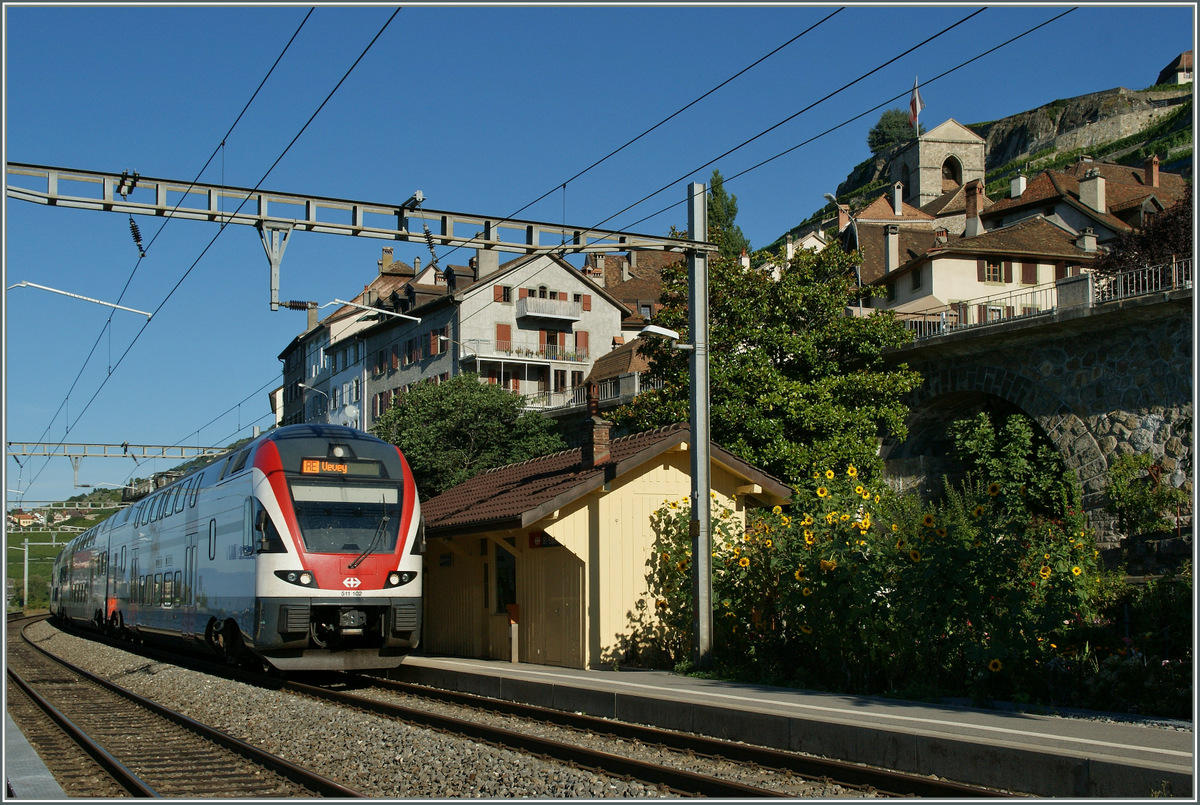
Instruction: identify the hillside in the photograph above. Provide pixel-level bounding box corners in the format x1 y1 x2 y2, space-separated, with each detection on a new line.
765 82 1193 254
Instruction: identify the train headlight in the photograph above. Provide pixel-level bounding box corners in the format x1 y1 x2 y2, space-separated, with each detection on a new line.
275 570 318 588
385 570 417 588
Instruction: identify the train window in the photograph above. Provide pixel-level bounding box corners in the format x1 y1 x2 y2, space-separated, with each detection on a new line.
190 472 203 507
174 480 189 514
208 520 216 561
173 571 182 607
154 573 163 606
121 546 126 571
231 448 251 475
163 574 174 608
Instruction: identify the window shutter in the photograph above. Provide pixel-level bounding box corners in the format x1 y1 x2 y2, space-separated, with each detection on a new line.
496 323 511 350
575 330 589 356
494 284 504 302
1003 261 1013 283
1005 306 1014 319
1022 262 1037 284
391 344 399 370
539 329 548 351
977 304 987 324
977 259 986 282
519 288 529 299
581 294 592 311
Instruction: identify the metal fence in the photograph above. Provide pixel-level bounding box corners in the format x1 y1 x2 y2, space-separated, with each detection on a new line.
1093 257 1192 303
899 257 1192 341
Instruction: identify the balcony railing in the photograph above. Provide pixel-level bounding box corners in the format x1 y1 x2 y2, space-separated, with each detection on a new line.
516 296 582 321
467 338 590 363
523 372 664 411
896 258 1192 341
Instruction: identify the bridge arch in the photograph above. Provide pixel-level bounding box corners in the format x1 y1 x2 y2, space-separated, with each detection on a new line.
882 363 1107 509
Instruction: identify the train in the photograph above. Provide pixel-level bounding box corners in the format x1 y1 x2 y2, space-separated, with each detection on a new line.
50 424 424 672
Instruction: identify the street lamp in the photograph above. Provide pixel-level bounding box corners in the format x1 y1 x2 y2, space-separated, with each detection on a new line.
320 299 421 323
297 382 331 423
7 280 153 319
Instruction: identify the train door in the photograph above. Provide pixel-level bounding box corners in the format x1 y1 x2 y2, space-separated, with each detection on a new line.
129 552 140 629
182 532 198 638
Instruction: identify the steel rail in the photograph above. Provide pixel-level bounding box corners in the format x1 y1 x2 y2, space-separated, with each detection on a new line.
7 666 159 797
18 622 365 798
368 678 1010 798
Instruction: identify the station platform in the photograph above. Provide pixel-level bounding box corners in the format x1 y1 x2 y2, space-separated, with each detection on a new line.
391 654 1194 798
5 713 67 800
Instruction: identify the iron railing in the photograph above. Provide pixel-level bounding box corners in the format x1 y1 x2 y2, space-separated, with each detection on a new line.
898 257 1191 341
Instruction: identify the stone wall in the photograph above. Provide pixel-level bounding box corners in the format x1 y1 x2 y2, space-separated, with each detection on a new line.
882 291 1193 548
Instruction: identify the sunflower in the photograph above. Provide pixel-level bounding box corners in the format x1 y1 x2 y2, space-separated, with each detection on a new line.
847 465 857 478
891 523 899 532
800 624 813 635
772 505 782 515
855 485 865 495
802 586 813 596
660 552 670 563
1071 566 1082 576
817 487 829 498
972 505 985 518
861 491 871 500
764 539 773 548
935 528 947 537
781 516 791 526
909 549 922 562
655 599 667 609
820 558 838 572
988 659 1003 673
794 569 804 581
738 556 750 568
1039 565 1052 579
922 514 935 528
676 560 688 571
804 532 815 546
988 482 1001 497
825 469 835 479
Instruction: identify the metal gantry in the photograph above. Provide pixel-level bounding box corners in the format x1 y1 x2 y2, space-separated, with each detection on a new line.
6 162 716 310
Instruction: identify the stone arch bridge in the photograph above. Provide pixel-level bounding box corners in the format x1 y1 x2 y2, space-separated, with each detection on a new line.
880 278 1192 548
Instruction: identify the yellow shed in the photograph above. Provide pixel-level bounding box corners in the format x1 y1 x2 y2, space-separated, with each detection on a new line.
420 422 791 669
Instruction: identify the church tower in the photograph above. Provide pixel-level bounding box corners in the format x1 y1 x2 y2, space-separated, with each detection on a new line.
890 119 986 209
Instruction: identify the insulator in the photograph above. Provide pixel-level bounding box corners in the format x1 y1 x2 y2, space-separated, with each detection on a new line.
422 223 439 269
281 300 314 310
128 217 144 256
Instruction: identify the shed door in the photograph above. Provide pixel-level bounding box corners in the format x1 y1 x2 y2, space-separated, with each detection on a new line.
541 549 583 667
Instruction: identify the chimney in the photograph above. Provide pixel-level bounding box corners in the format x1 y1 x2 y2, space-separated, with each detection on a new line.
381 246 394 271
1080 168 1106 213
1144 154 1160 188
885 224 900 273
475 247 500 277
786 234 795 261
964 180 985 238
1010 172 1026 199
581 383 612 467
307 301 318 331
837 206 850 233
1075 227 1097 253
893 182 904 217
413 256 421 273
740 249 750 269
468 256 479 281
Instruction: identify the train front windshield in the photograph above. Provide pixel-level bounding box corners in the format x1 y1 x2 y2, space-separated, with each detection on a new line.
290 483 401 555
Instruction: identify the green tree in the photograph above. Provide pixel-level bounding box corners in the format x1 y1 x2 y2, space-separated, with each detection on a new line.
707 169 750 260
370 374 566 499
1089 183 1193 275
612 241 921 487
866 108 924 153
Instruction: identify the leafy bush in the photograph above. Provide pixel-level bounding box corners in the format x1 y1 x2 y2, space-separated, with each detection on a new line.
1105 453 1189 538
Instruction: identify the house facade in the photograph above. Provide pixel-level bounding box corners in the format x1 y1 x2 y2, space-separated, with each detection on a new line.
419 421 790 669
362 252 630 425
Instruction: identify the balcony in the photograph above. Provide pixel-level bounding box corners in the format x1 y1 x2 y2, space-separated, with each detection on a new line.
516 296 582 322
462 338 590 364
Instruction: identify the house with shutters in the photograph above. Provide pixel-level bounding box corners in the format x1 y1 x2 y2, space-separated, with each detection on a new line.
360 251 629 425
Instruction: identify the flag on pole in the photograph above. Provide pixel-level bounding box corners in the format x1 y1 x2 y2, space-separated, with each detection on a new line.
909 76 925 129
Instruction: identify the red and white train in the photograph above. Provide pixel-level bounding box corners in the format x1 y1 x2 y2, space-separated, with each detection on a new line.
51 424 424 672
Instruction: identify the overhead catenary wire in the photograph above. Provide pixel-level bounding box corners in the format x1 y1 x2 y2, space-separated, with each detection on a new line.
18 7 316 493
622 7 1079 236
21 7 397 496
422 9 840 269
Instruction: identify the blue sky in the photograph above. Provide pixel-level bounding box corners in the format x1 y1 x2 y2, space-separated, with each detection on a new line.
4 3 1194 506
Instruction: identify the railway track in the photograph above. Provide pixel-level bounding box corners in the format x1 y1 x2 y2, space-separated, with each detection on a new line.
16 615 1010 797
7 616 362 798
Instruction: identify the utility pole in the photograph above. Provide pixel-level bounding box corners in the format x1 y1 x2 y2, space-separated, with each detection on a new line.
688 182 712 670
